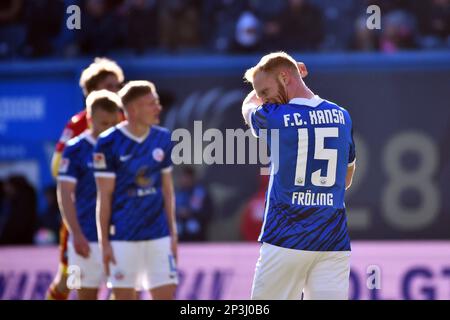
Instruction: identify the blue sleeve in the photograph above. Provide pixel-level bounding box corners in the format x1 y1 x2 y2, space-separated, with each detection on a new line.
348 127 356 165
58 145 80 182
161 131 174 172
93 137 117 177
250 104 275 137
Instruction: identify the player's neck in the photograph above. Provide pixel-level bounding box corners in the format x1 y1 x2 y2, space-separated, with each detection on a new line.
88 128 99 140
126 122 150 138
289 84 315 101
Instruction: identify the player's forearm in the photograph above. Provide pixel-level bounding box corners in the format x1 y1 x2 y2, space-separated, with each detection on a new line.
164 191 177 237
242 90 262 125
162 175 177 238
345 163 356 190
96 192 112 245
51 152 62 179
57 187 83 236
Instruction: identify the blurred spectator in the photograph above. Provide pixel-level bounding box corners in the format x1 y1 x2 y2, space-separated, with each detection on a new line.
78 0 121 55
0 0 25 59
23 0 65 57
125 0 158 54
317 0 358 51
262 0 324 52
417 0 450 49
232 10 262 53
175 166 213 242
249 0 286 21
0 1 445 58
352 16 380 51
237 0 285 52
0 175 37 245
159 0 201 52
202 0 246 52
368 0 415 13
380 10 417 53
35 185 61 245
239 174 268 241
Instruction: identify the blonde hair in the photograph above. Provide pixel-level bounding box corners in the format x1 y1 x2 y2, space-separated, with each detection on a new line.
79 58 124 96
86 90 123 117
244 51 299 83
118 80 157 107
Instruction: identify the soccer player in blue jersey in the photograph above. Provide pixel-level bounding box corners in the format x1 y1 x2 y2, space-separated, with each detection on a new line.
94 81 178 300
57 90 122 299
242 52 356 300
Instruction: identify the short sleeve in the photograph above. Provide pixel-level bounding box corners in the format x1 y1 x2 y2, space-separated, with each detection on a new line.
55 126 74 153
161 132 174 173
93 137 116 178
348 127 356 166
249 104 275 138
57 145 80 183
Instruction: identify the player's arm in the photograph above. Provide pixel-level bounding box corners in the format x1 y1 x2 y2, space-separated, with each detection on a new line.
51 152 63 178
95 176 116 275
346 121 356 190
242 90 263 126
162 170 178 261
57 180 90 257
345 162 356 190
52 125 76 178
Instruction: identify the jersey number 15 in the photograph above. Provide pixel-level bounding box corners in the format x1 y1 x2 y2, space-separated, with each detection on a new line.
295 127 338 187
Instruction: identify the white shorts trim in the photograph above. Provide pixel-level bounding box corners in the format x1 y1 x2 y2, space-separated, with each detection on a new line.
94 172 116 178
57 176 77 184
108 237 178 290
251 243 350 300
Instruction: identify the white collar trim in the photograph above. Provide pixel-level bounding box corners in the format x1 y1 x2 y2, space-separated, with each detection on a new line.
289 95 324 108
80 130 97 145
118 121 150 144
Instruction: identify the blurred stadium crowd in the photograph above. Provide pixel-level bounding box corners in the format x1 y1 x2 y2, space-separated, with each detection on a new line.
0 0 449 59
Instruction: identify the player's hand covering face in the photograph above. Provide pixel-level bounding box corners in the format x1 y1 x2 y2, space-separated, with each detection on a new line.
253 70 288 105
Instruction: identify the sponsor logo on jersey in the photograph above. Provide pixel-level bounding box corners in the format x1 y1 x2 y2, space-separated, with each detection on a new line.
135 166 152 187
152 148 165 162
93 153 106 169
119 154 133 162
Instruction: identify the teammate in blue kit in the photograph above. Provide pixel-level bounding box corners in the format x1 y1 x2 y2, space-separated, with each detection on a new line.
242 52 356 300
94 81 178 300
57 90 122 299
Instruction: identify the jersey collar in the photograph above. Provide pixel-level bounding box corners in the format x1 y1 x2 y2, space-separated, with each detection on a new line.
289 95 324 107
80 130 97 145
118 121 150 144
